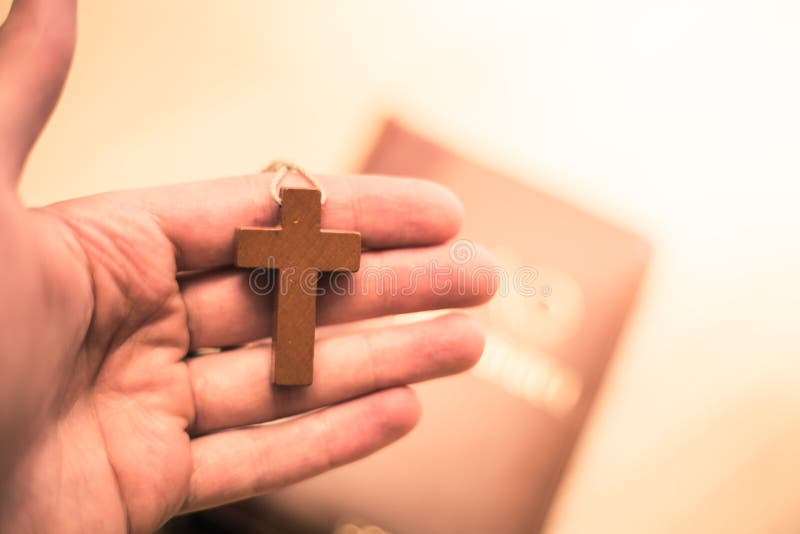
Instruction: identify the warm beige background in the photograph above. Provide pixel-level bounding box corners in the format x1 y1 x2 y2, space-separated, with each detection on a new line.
7 1 800 533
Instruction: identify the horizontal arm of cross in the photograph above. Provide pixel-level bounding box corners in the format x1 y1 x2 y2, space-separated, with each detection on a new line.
235 227 361 272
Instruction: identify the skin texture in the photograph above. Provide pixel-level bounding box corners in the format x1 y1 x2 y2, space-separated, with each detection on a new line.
0 1 496 532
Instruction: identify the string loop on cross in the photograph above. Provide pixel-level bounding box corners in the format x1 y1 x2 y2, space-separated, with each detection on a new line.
265 160 327 206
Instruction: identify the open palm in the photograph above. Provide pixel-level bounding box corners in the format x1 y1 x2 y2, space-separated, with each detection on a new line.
0 1 494 533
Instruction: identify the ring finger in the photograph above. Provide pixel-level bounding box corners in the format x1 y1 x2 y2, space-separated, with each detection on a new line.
187 312 484 435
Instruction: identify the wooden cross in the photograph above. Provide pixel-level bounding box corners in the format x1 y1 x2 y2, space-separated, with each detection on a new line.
235 188 361 386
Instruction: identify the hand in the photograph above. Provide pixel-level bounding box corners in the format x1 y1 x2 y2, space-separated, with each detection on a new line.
0 1 495 532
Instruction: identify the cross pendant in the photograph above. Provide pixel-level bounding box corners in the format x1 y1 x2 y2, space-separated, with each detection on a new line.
235 188 361 386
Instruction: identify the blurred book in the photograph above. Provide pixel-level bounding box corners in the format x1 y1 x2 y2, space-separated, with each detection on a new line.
187 119 649 534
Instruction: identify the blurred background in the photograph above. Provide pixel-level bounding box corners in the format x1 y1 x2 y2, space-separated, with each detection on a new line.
7 1 800 532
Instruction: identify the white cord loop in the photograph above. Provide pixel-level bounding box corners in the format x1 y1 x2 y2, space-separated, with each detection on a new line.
265 161 327 206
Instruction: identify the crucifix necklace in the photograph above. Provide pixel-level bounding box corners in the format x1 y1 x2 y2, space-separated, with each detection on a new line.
235 163 361 386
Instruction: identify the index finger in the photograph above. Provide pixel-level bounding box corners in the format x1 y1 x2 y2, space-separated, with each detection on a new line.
141 173 463 271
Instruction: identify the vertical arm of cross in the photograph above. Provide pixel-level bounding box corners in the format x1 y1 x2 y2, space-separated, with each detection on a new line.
272 266 318 385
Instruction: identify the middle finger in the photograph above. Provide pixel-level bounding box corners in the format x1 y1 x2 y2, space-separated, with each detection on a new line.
180 242 496 349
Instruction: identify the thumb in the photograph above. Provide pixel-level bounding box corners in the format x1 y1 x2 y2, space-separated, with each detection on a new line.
0 0 76 186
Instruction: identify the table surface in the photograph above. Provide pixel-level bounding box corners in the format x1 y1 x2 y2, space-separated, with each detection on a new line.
7 2 800 533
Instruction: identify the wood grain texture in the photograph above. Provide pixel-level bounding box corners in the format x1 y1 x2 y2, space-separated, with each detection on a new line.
236 188 361 386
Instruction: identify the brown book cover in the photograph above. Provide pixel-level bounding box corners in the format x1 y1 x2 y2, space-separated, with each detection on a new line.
191 119 649 534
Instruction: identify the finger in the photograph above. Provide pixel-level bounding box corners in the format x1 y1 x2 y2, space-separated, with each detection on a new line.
140 173 463 271
184 386 419 512
188 313 483 435
0 0 76 181
180 242 497 349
